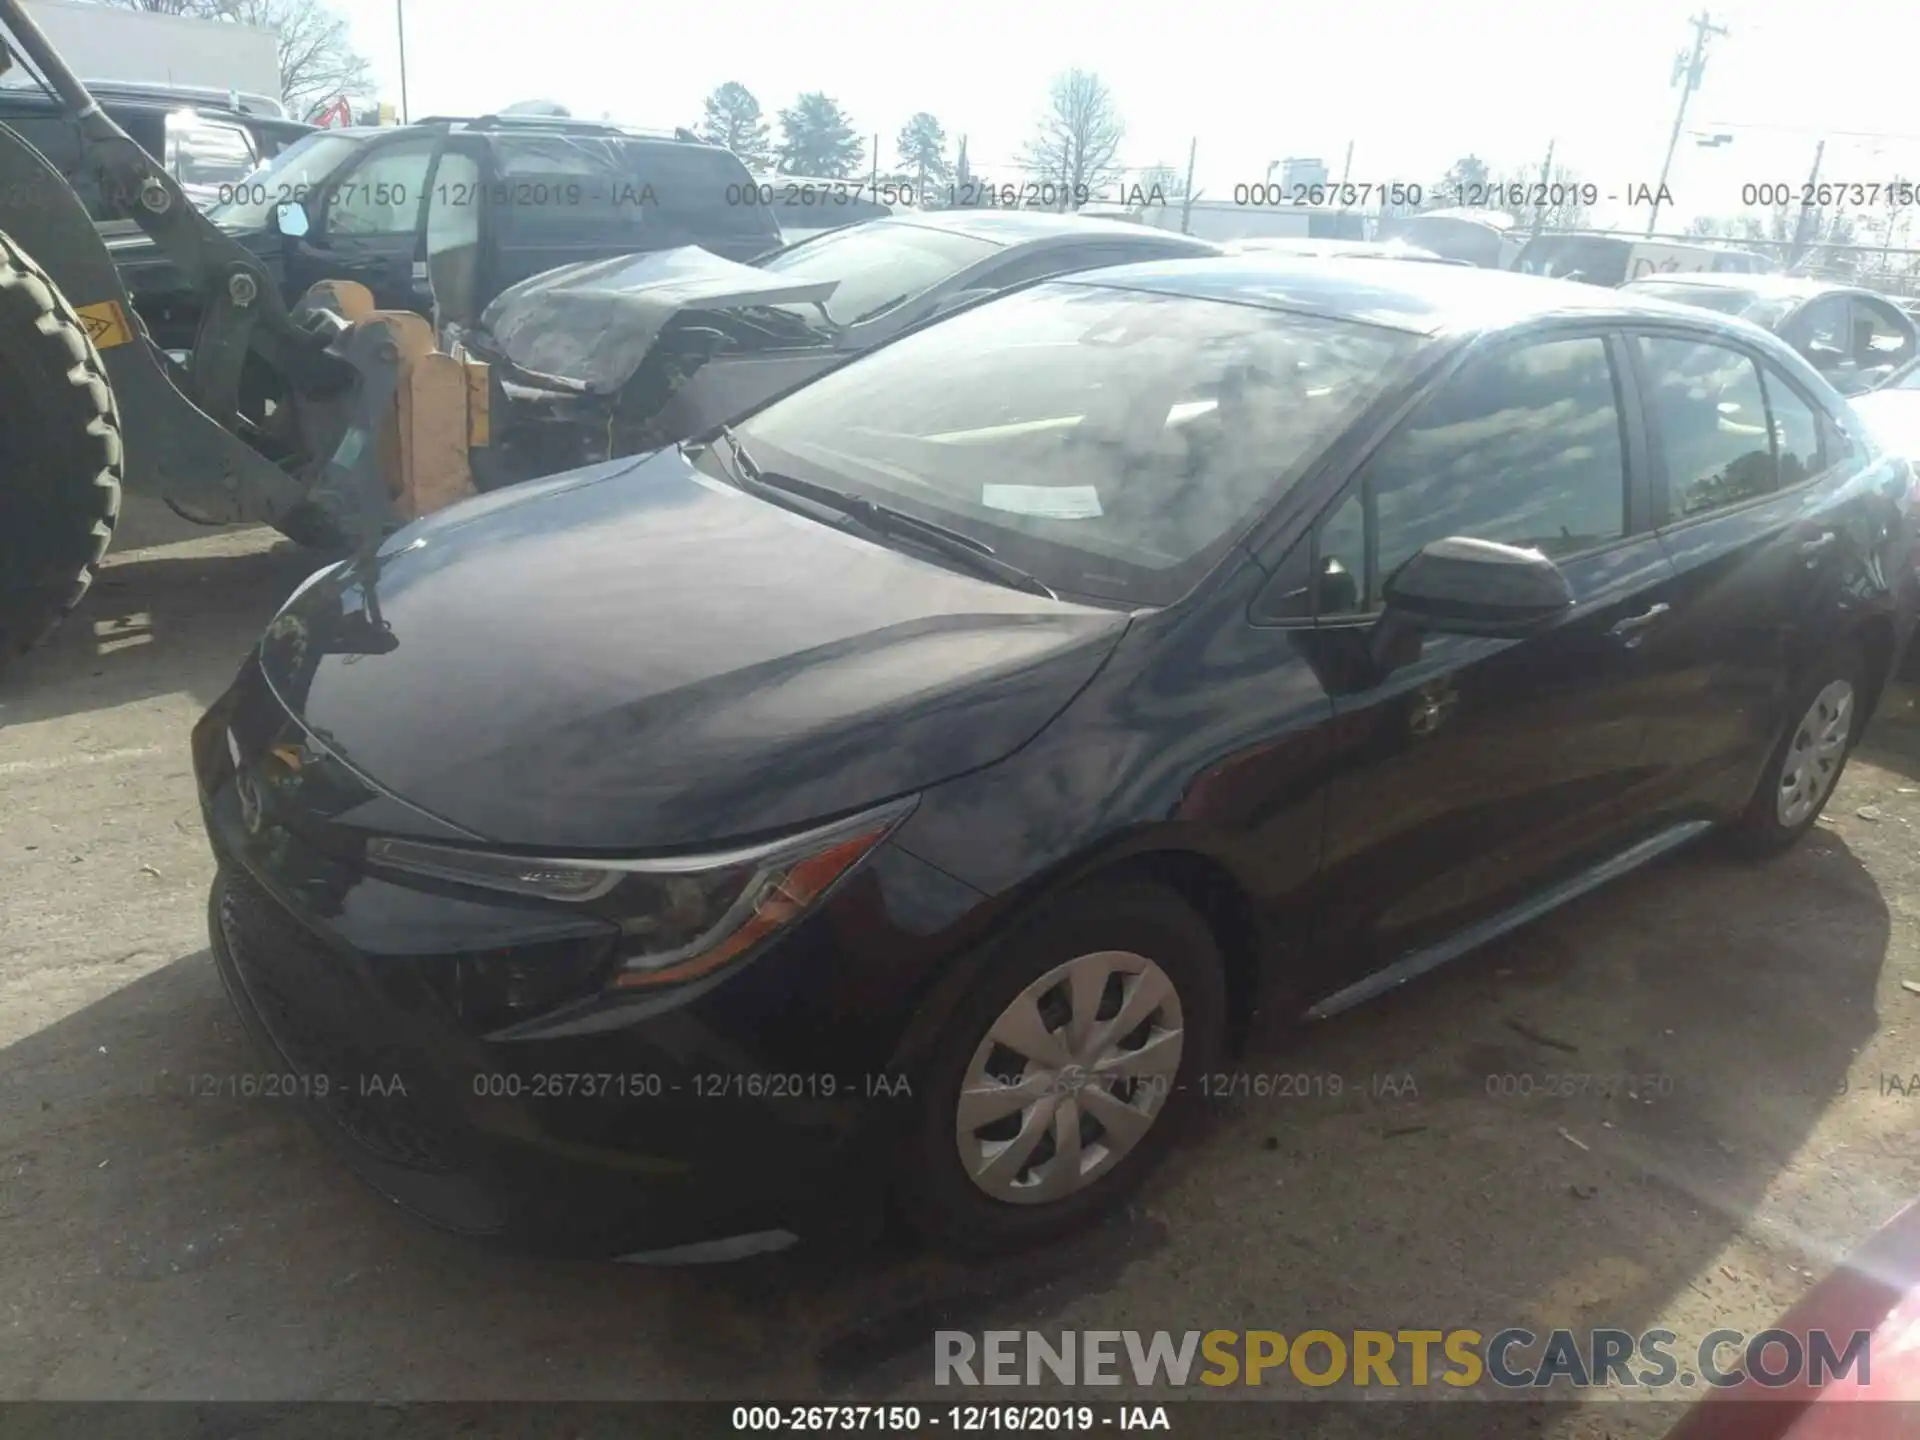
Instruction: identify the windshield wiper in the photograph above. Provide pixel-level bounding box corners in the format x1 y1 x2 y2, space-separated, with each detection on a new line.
711 427 1057 599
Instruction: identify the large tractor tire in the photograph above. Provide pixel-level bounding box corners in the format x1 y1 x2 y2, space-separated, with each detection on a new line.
0 231 124 670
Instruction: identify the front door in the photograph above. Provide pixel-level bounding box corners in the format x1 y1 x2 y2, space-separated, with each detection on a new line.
292 134 440 312
1290 329 1679 997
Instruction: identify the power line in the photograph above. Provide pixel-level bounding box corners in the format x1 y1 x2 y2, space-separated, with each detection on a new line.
1694 119 1920 145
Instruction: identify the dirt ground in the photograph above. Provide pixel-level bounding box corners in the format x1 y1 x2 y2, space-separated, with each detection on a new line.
3 498 1918 1433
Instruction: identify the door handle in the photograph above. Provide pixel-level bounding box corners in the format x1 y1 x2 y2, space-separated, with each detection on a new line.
1609 603 1670 641
1800 531 1838 557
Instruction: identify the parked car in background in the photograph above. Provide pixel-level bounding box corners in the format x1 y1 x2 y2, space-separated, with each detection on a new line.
1133 197 1367 244
1515 232 1771 286
465 209 1223 480
0 78 310 216
108 113 780 353
756 173 911 247
1621 273 1919 396
1848 353 1920 454
1229 236 1468 264
194 257 1918 1260
1377 208 1521 267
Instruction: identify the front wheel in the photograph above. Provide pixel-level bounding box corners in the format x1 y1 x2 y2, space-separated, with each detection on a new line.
895 882 1225 1254
1730 645 1864 857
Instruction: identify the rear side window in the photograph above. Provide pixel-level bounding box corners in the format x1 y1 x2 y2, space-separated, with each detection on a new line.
638 143 775 240
489 134 647 241
1637 335 1776 518
487 136 774 246
1758 367 1824 487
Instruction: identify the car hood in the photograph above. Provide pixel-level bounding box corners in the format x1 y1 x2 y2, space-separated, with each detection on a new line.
478 244 840 394
256 448 1129 851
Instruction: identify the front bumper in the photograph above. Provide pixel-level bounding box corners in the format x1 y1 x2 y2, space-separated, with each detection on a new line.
190 660 982 1256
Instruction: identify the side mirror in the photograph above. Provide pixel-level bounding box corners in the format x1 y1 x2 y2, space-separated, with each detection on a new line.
1381 536 1574 638
274 201 309 239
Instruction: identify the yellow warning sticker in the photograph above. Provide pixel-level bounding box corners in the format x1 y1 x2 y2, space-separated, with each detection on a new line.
75 300 134 350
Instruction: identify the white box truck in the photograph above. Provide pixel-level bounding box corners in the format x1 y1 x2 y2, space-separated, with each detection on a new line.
4 0 280 102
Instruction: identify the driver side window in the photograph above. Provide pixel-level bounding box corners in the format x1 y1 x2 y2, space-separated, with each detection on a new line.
324 138 436 238
1256 334 1628 623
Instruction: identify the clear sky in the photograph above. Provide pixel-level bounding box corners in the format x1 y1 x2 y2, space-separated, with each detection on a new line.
335 0 1920 230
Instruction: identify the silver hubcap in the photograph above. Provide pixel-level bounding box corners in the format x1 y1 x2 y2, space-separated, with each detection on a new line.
955 950 1183 1206
1776 679 1854 828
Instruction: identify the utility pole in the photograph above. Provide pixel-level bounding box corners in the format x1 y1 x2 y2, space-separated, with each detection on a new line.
1338 140 1353 188
1531 139 1555 237
395 0 410 123
870 132 880 198
1647 10 1728 237
1180 137 1198 234
1788 139 1826 267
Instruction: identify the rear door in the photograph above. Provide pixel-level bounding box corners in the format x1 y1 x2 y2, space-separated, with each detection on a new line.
1278 327 1679 995
1618 325 1865 818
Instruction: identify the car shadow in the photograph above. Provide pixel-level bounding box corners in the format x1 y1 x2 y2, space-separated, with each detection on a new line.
0 824 1894 1405
0 535 320 728
1858 683 1920 782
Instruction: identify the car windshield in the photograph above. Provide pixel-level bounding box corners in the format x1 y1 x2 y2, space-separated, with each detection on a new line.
755 220 1001 326
731 281 1424 605
1627 281 1800 329
204 131 366 229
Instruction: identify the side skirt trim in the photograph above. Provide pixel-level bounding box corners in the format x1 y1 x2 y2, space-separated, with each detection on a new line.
1304 820 1716 1021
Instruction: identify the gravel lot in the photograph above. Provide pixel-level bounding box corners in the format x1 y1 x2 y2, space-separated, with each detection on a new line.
3 499 1918 1435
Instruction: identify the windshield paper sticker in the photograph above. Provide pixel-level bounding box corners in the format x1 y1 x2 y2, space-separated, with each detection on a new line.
981 485 1103 520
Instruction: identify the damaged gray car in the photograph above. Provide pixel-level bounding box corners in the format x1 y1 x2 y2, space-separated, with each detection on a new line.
442 210 1222 485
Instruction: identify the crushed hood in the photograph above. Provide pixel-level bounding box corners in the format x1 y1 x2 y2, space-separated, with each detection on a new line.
478 245 840 394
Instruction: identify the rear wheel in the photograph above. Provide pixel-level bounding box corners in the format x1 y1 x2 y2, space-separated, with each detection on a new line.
1730 644 1865 857
0 232 124 668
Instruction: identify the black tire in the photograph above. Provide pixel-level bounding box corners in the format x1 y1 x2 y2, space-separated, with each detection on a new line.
0 231 123 667
895 881 1226 1254
1729 642 1867 858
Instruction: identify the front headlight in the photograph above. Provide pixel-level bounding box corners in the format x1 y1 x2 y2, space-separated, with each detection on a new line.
363 796 916 988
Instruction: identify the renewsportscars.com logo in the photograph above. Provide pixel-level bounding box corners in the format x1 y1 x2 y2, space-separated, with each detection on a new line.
934 1328 1873 1391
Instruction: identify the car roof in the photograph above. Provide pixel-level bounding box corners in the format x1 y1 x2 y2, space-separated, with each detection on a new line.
895 208 1219 249
1062 253 1779 338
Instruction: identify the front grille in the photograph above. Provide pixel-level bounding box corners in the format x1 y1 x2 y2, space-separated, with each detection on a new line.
216 870 473 1176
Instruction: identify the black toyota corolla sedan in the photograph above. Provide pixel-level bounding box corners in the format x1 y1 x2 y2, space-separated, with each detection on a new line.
194 257 1920 1261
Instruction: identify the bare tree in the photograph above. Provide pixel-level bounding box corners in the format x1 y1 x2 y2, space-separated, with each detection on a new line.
1021 69 1124 205
95 0 373 118
1688 205 1861 273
